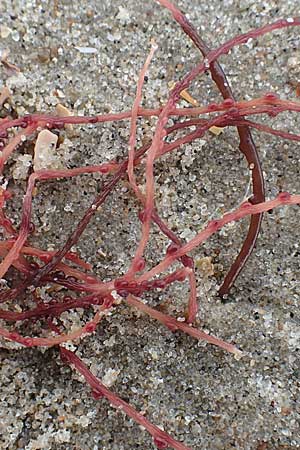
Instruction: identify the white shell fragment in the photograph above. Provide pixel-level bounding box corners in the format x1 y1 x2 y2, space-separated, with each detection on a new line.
116 6 131 25
0 25 12 39
0 86 11 107
74 46 97 54
102 368 120 387
33 129 59 171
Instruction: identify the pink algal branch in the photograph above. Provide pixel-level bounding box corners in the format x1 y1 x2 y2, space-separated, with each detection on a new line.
126 295 241 356
0 165 120 280
0 295 115 347
59 347 192 450
124 42 198 321
1 192 298 351
1 95 300 150
127 43 157 197
138 193 300 283
126 43 159 277
0 241 97 282
0 124 38 173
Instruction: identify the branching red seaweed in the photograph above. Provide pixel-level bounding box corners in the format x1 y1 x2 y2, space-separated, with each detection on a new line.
0 1 299 448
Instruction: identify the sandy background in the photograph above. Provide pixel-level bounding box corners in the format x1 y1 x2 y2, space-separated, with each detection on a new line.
0 0 300 449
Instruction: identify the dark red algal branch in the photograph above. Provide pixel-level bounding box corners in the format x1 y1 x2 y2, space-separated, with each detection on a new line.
0 293 103 322
157 0 265 297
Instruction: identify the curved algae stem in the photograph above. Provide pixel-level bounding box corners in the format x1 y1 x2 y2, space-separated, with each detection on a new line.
156 0 265 297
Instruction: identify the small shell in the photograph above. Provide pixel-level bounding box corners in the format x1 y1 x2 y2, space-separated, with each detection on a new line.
209 126 224 136
33 129 59 171
55 103 74 135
